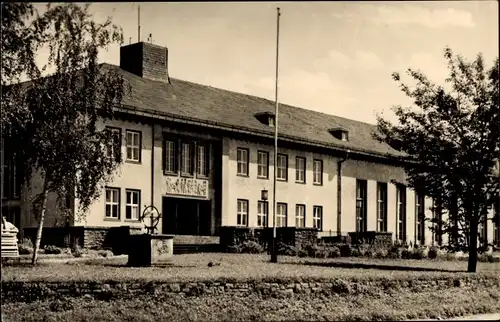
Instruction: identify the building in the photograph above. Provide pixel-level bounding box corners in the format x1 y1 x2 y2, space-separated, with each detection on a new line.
1 41 499 249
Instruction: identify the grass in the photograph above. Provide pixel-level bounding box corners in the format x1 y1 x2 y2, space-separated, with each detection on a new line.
2 287 500 321
2 253 500 283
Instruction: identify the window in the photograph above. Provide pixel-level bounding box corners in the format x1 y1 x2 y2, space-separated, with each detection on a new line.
1 138 10 199
125 189 140 220
433 197 443 245
126 130 141 162
479 217 487 246
12 163 20 199
415 192 425 245
276 203 287 227
257 151 269 179
295 157 306 183
397 185 407 242
277 154 288 181
237 148 249 176
313 159 323 185
105 187 120 219
494 201 500 247
105 127 121 162
313 206 323 230
295 204 305 228
376 182 387 232
356 180 367 232
197 144 209 177
164 140 177 174
257 201 268 227
237 199 248 226
181 142 193 175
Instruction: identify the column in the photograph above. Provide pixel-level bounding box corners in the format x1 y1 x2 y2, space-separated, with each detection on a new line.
387 183 397 242
367 180 377 231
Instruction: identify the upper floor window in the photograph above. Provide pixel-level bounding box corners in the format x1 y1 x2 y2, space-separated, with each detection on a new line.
276 203 287 227
181 142 194 175
105 127 121 162
376 182 387 232
237 148 249 176
257 151 269 179
126 130 141 162
397 185 407 243
105 187 120 219
125 189 140 221
197 144 209 177
164 140 177 174
295 157 306 183
237 199 248 227
313 206 323 230
295 204 305 228
313 159 323 185
277 154 288 181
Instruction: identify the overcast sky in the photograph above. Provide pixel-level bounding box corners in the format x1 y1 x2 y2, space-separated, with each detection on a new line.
36 2 499 124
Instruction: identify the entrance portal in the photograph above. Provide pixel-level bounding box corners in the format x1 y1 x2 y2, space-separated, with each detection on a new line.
162 197 212 236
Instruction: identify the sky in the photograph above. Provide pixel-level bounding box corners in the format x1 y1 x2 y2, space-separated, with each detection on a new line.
35 1 499 125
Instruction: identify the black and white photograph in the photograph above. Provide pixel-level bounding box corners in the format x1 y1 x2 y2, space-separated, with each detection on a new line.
1 1 499 321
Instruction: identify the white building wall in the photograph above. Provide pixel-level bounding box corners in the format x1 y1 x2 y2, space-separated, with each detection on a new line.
366 180 377 231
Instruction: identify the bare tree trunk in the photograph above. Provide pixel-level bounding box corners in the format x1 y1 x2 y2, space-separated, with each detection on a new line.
31 175 50 265
468 217 478 273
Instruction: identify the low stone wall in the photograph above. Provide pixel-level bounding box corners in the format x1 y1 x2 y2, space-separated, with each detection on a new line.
3 275 499 304
348 231 393 247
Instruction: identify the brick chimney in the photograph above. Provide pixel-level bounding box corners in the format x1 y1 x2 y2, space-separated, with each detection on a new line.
120 42 170 83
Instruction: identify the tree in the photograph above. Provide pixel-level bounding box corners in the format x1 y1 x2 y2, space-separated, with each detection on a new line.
375 48 499 273
2 3 129 264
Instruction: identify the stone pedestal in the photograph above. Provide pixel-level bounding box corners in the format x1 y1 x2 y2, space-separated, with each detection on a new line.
127 234 174 267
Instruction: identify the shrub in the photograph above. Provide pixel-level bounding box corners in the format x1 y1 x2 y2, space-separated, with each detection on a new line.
374 248 388 259
401 249 412 260
72 245 84 258
438 252 457 261
478 254 500 263
277 243 299 256
411 247 427 260
328 246 341 258
339 244 353 257
44 245 62 255
18 238 34 255
428 246 439 259
388 245 403 259
230 240 265 254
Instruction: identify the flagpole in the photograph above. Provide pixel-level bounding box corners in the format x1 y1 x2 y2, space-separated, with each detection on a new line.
271 7 281 263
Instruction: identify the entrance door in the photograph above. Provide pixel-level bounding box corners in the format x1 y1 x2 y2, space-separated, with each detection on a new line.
162 197 212 236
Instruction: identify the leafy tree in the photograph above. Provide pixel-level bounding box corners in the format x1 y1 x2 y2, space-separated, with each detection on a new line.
375 48 499 273
2 3 129 264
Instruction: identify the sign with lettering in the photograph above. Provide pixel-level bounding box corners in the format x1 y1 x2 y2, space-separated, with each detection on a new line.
165 177 209 199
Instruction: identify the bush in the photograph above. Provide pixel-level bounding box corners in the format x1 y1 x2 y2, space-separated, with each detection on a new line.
388 245 403 259
438 252 457 261
428 246 439 259
72 245 84 258
374 248 388 259
277 243 299 256
18 238 34 255
401 249 412 260
229 240 264 254
411 247 427 260
339 244 353 257
44 245 62 255
478 254 500 263
328 246 341 258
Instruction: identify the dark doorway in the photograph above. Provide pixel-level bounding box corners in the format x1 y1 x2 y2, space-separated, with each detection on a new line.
162 197 212 236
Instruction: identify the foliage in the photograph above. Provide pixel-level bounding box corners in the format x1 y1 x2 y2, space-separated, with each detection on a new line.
428 246 439 260
18 238 34 255
43 245 62 255
230 240 265 254
375 47 499 272
71 245 84 258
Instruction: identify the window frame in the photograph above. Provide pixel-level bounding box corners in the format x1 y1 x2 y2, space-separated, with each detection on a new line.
104 187 121 220
276 154 288 181
125 130 142 163
164 139 178 175
295 156 306 184
196 143 210 178
125 189 141 221
356 179 368 232
180 141 195 177
313 159 323 185
105 126 122 162
236 148 250 177
257 150 269 179
397 185 407 243
415 192 425 245
313 205 323 231
237 199 249 227
295 204 306 228
257 201 269 228
276 202 288 227
376 182 388 232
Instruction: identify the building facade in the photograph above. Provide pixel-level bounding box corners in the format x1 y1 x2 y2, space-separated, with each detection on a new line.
1 41 498 248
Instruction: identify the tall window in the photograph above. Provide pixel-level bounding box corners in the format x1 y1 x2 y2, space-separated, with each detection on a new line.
126 130 141 162
313 206 323 230
415 192 425 245
376 182 387 232
277 154 288 181
105 127 121 162
494 201 500 247
397 185 407 242
237 148 249 176
356 180 367 232
257 151 269 179
1 138 8 199
295 204 305 228
295 157 306 183
105 187 120 219
197 144 209 177
125 189 140 220
276 203 287 227
164 140 177 174
313 159 323 185
433 197 443 245
257 201 268 227
237 199 248 227
181 142 193 175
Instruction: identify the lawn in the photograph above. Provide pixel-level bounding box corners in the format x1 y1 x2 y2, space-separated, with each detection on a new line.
2 253 499 283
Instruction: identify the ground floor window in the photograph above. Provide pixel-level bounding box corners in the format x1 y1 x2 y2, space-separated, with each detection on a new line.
105 187 120 219
295 204 305 228
257 201 268 228
415 193 425 245
237 199 248 227
313 206 323 230
276 203 287 227
125 189 140 220
494 201 500 247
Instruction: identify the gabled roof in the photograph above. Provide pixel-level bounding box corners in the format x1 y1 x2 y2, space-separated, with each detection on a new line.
103 63 404 159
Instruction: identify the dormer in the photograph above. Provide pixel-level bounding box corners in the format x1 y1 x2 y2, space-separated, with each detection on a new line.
255 112 276 127
329 127 349 142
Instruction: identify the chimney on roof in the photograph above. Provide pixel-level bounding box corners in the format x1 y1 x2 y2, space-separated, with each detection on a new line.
120 42 170 84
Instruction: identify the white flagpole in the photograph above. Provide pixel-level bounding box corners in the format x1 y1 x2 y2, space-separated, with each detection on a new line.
271 7 281 263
